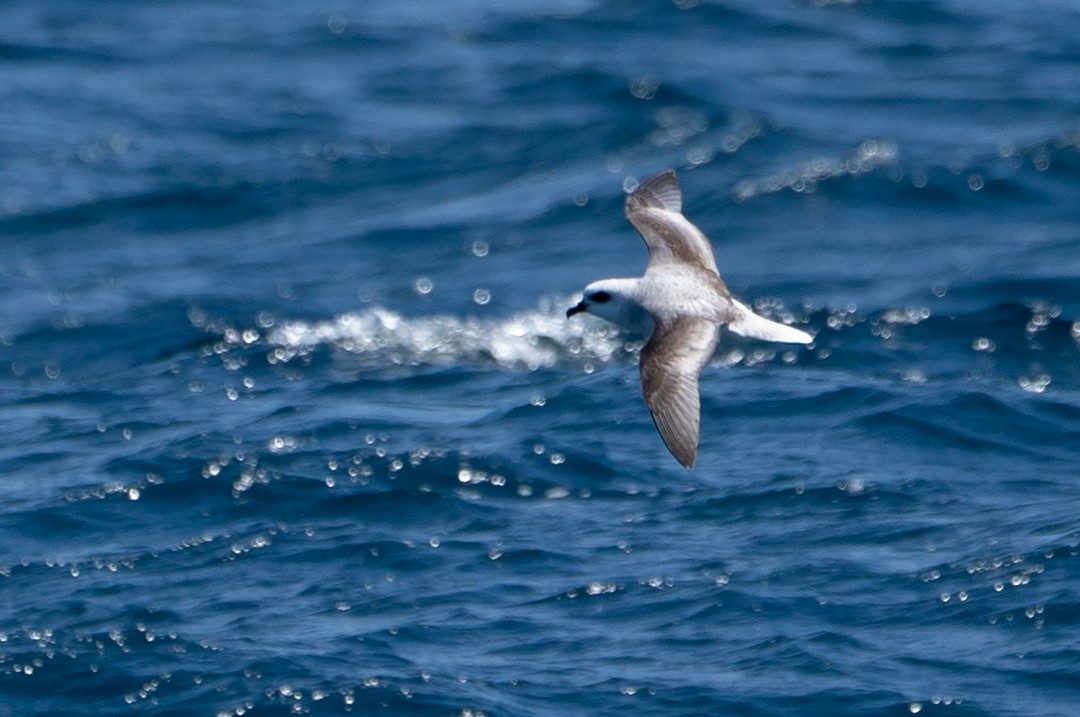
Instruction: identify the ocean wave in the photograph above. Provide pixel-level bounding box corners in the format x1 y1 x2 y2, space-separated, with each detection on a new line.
733 139 899 201
199 297 1078 387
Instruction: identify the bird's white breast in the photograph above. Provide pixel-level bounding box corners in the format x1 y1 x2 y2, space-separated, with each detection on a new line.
638 265 729 321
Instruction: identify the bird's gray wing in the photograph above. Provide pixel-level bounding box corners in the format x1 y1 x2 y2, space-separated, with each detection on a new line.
625 170 720 276
639 316 720 468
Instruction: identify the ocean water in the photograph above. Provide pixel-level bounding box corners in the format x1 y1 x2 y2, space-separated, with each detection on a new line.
2 0 1080 715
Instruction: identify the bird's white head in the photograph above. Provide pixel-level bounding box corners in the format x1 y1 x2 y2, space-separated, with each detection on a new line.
565 278 652 334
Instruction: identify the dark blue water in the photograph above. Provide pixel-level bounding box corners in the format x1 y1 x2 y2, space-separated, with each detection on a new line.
3 1 1080 715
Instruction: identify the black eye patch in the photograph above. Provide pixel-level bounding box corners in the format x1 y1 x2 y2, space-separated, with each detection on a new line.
591 291 612 303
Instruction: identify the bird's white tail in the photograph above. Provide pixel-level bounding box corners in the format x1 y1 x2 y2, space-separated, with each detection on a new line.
727 301 813 344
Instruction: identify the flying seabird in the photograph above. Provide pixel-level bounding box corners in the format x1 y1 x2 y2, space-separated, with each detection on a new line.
566 169 813 468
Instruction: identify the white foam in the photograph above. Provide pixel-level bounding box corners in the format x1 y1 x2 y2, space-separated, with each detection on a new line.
261 298 638 371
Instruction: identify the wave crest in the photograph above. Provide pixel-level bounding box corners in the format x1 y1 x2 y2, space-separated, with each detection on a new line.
261 300 638 371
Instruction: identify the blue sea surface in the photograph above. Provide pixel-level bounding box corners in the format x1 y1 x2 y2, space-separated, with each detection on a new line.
2 1 1080 715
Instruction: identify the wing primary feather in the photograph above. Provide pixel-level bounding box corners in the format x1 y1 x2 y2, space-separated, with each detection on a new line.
626 169 682 214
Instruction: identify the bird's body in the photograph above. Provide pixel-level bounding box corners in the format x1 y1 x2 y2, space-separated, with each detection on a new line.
567 169 812 468
637 263 729 320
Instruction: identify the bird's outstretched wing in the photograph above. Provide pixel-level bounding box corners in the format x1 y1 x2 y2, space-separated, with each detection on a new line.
625 170 720 276
639 316 720 468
